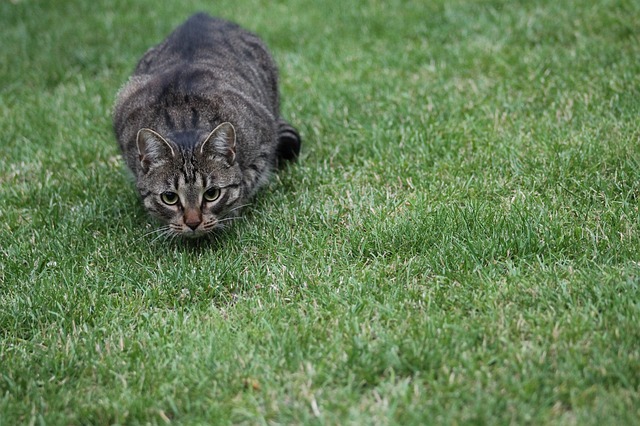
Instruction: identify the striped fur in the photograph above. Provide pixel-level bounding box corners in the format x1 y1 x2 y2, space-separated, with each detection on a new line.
113 13 301 238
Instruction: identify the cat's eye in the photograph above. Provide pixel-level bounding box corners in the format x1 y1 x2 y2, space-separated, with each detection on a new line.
161 191 180 205
203 187 221 202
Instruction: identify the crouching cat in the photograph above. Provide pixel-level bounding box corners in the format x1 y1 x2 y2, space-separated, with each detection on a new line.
113 13 301 238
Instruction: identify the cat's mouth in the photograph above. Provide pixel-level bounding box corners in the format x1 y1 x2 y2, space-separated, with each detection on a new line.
176 225 214 238
173 218 222 238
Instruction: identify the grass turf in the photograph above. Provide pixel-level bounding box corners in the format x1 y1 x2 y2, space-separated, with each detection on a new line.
1 0 639 424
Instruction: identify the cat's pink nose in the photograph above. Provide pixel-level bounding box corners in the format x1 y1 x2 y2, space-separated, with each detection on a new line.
185 219 201 230
184 209 202 230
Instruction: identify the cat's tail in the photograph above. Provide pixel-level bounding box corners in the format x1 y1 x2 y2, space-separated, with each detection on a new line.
277 118 301 163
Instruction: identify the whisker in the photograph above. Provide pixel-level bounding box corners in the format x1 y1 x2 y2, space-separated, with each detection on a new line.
135 225 169 244
227 203 252 214
218 217 240 223
213 217 242 229
144 225 172 238
150 233 165 244
151 228 173 244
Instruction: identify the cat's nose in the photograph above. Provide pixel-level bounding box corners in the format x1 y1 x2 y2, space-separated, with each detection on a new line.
184 209 202 230
186 220 201 230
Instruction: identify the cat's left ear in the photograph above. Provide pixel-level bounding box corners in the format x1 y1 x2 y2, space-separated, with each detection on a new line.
137 128 175 173
199 122 236 164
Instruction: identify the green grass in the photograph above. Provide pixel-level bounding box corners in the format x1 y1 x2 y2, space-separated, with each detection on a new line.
1 0 640 424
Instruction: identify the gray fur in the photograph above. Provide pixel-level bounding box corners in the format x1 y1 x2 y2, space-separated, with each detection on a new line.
113 13 301 238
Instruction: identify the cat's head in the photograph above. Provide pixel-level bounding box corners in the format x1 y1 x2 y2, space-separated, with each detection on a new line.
134 122 244 238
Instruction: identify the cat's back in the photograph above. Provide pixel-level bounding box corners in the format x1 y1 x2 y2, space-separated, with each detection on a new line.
135 13 275 77
114 13 282 153
166 13 239 60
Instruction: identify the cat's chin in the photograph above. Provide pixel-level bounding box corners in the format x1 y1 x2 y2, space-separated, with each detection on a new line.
179 229 210 239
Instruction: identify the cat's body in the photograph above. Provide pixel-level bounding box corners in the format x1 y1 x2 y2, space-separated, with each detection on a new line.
113 13 300 238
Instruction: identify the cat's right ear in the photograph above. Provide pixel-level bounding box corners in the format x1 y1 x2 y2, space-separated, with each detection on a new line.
199 122 236 164
136 128 175 173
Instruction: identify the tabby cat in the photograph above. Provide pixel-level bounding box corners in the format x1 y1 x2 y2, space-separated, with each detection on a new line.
113 13 301 238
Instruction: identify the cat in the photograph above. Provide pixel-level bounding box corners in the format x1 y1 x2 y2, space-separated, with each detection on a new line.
113 13 301 238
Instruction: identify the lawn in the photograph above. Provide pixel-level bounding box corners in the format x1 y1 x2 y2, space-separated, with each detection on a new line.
1 0 639 424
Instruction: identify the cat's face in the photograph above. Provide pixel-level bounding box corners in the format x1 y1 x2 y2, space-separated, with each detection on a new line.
135 122 244 238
